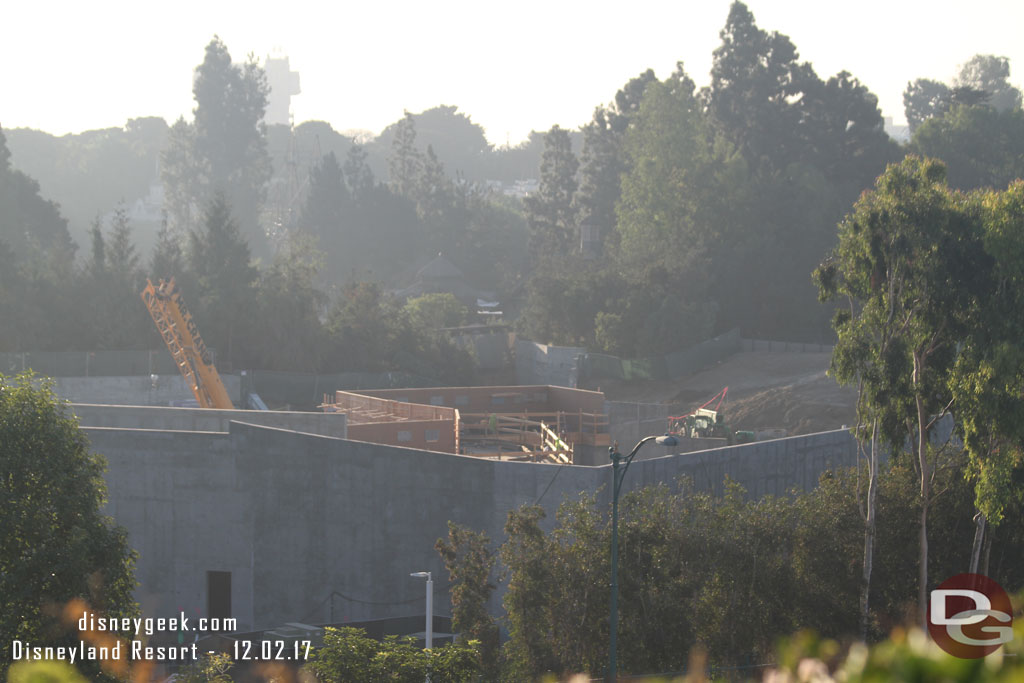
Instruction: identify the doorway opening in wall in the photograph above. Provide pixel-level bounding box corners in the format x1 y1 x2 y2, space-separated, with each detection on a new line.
207 570 232 625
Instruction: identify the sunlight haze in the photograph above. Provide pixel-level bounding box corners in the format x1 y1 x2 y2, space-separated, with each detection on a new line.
4 0 1023 145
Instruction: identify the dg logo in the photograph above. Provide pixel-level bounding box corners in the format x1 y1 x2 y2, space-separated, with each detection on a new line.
928 573 1014 658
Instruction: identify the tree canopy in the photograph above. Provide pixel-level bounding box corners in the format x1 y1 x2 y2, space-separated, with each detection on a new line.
0 374 137 678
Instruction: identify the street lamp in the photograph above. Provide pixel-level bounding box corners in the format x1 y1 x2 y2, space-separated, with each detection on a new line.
607 434 678 681
410 571 433 650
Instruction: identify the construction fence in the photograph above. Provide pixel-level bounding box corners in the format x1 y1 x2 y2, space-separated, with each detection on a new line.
242 370 440 411
578 328 742 386
742 338 835 353
0 350 184 378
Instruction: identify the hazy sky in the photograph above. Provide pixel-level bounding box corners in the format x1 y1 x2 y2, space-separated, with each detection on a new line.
4 0 1023 146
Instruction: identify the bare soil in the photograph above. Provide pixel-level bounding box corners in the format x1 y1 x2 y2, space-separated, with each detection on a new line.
600 351 857 437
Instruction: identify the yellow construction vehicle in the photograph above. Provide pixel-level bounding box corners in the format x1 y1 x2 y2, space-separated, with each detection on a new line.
141 278 235 409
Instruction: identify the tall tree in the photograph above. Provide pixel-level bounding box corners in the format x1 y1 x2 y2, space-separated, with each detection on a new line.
388 111 423 200
948 181 1024 570
435 522 500 679
374 105 491 180
252 231 327 371
82 207 150 349
903 79 952 135
300 151 349 257
0 374 137 679
0 127 73 258
954 54 1023 112
188 194 259 369
576 70 657 254
910 105 1024 191
814 156 992 625
524 125 578 261
343 144 375 200
705 1 811 174
162 37 272 254
799 71 900 194
149 219 187 283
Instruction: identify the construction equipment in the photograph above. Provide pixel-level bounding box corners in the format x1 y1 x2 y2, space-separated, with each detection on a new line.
668 387 752 444
141 278 235 409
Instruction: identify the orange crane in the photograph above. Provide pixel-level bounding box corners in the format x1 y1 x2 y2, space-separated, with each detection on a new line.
141 278 235 409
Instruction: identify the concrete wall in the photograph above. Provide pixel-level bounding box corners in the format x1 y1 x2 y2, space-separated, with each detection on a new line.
605 401 671 456
515 340 583 387
452 332 512 370
85 422 858 633
54 375 242 407
72 403 347 439
359 385 603 416
347 419 456 454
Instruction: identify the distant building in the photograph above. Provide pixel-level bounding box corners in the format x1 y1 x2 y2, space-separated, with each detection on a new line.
884 116 910 143
264 55 300 126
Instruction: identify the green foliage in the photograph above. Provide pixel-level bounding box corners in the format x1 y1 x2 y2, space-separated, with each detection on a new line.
79 207 153 350
706 1 808 174
3 119 167 251
910 105 1024 191
162 37 271 252
5 660 89 683
815 156 987 450
815 155 994 620
0 127 73 258
954 54 1023 113
576 69 657 251
326 281 476 385
493 460 1024 678
188 195 259 369
499 505 560 680
948 181 1024 525
252 231 329 372
615 66 715 283
518 264 622 350
525 125 579 262
0 374 137 678
389 112 423 200
174 652 233 682
436 522 500 679
772 620 1024 683
306 626 481 683
404 293 469 331
374 105 492 181
903 78 953 135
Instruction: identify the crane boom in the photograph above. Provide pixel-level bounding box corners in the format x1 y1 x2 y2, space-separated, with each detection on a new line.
141 278 235 409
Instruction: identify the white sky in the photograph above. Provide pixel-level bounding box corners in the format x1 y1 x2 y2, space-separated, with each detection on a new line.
3 0 1023 146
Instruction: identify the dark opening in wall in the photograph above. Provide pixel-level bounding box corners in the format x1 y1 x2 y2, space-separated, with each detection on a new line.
207 570 231 622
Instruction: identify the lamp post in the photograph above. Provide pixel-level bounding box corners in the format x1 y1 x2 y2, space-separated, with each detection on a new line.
410 571 433 650
608 434 678 681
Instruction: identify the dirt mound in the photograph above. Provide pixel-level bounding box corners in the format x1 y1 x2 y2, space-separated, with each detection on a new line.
602 351 857 437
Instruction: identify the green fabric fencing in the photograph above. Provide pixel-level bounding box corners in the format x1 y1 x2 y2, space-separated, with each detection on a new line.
0 350 183 378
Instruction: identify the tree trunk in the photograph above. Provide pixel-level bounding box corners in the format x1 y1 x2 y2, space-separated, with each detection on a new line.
969 512 987 574
860 420 879 640
916 387 930 628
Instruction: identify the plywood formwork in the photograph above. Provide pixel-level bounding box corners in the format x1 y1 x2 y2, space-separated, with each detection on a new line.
322 385 610 464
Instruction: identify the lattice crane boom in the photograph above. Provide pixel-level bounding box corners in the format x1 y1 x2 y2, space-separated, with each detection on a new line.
141 278 235 409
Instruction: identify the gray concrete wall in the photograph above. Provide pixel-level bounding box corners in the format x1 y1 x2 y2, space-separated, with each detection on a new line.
54 375 242 406
606 401 671 456
515 340 583 388
85 423 858 633
72 404 347 438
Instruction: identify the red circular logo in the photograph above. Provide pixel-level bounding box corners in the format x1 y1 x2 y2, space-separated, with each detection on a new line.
928 573 1013 658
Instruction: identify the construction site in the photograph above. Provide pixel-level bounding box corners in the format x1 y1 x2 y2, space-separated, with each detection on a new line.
4 278 861 666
